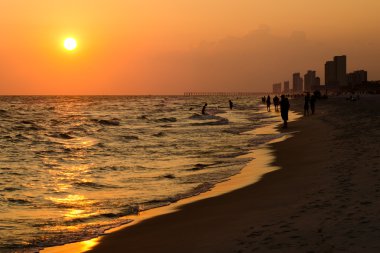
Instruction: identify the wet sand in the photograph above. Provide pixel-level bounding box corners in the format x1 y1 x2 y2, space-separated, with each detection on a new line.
43 95 380 253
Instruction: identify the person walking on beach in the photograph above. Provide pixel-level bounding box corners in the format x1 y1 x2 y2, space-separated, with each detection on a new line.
266 95 271 112
229 100 233 110
280 95 290 128
202 103 207 115
273 95 280 111
304 93 310 116
310 94 316 115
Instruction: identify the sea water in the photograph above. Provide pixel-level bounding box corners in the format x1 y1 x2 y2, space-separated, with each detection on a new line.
0 95 282 252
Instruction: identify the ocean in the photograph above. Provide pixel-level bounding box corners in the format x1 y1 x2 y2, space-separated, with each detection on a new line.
0 95 282 252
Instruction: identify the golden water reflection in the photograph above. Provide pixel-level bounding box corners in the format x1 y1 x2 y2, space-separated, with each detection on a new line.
80 238 99 252
49 194 86 204
40 237 100 253
65 209 93 219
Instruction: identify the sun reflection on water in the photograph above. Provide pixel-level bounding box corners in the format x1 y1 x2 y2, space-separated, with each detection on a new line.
49 194 86 203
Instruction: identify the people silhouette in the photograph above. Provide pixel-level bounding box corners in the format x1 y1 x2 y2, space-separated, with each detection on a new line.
202 103 207 115
229 100 233 110
304 93 310 116
280 95 290 128
273 95 280 111
266 95 271 111
310 94 316 115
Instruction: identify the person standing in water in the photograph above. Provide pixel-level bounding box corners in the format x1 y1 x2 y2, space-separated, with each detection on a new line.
280 95 290 128
304 93 310 116
202 103 207 115
266 95 271 111
229 100 233 110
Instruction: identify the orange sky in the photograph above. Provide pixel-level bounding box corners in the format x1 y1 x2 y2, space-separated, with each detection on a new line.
1 0 380 95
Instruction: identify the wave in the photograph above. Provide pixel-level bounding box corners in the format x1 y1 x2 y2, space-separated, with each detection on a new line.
155 117 177 123
13 217 136 253
216 151 250 159
121 135 139 141
13 121 45 131
92 119 121 126
189 113 228 122
187 163 209 171
7 198 32 205
15 134 28 139
161 173 175 179
2 187 21 192
73 181 119 190
141 182 214 210
89 165 128 173
49 133 75 139
68 126 88 132
137 115 148 120
99 206 139 218
19 120 34 125
153 132 166 137
191 118 229 126
0 170 23 176
62 205 139 226
189 113 229 125
247 133 284 147
189 113 210 120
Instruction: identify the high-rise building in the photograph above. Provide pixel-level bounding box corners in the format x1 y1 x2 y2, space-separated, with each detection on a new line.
292 73 303 93
273 83 282 94
334 55 347 86
347 70 367 86
304 70 317 92
325 61 337 86
311 77 322 91
283 81 290 93
315 77 321 86
325 55 347 86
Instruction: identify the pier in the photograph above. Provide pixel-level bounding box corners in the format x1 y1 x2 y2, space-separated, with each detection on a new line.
183 92 263 96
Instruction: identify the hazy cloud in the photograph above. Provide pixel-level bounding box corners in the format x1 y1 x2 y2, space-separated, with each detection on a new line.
134 27 379 93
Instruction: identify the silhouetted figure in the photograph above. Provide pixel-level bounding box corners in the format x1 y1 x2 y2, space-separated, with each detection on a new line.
202 103 207 115
262 96 266 103
310 94 316 115
304 93 310 116
280 95 290 128
273 96 280 111
266 95 271 111
229 100 233 110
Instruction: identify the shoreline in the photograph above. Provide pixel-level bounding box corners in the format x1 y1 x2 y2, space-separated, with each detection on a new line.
75 95 380 253
41 107 301 253
41 95 380 252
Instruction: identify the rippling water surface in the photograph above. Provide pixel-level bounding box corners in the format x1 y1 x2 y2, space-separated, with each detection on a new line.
0 96 281 252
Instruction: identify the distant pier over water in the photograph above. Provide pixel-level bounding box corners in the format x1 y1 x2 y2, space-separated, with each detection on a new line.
183 92 264 96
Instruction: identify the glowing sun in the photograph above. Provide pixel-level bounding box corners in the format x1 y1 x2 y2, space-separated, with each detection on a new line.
64 38 77 51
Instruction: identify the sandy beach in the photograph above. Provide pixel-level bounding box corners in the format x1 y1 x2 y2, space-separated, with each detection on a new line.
43 95 380 253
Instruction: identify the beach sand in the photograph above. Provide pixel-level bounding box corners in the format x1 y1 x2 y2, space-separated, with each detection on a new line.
43 95 380 253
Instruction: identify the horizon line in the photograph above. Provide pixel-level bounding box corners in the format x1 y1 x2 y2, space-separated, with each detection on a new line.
0 92 270 96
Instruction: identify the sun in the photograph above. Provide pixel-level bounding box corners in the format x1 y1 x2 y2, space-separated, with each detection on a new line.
64 38 77 51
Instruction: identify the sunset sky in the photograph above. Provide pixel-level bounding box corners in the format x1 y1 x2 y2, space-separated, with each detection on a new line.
0 0 379 95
